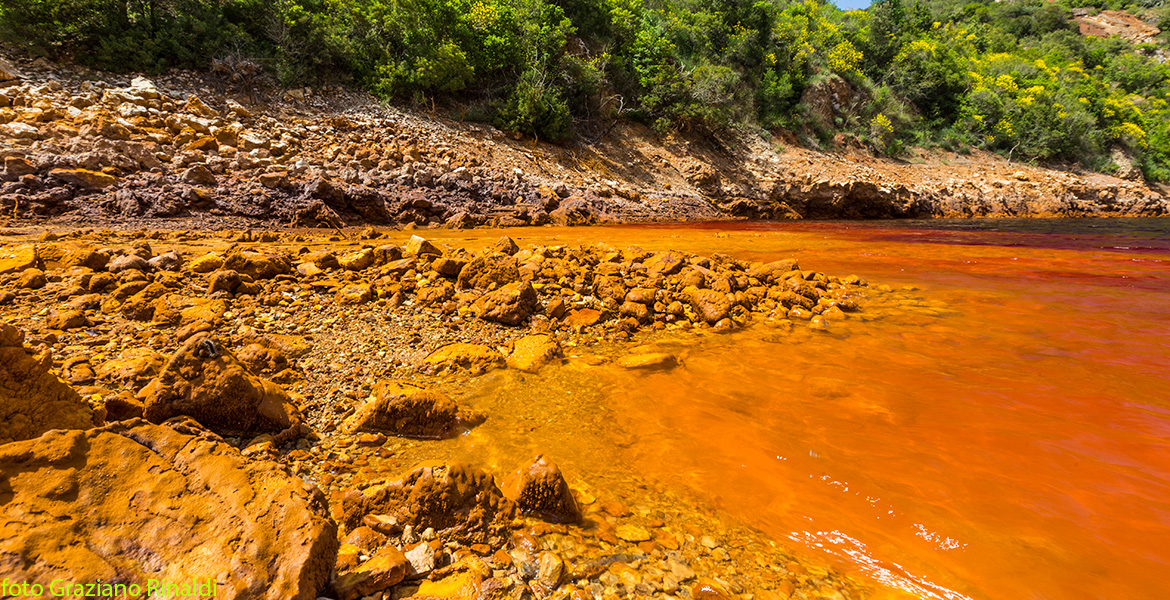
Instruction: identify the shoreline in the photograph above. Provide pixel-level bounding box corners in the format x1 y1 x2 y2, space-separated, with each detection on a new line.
0 225 889 599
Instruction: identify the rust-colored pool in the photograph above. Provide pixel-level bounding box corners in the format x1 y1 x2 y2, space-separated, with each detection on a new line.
439 218 1170 599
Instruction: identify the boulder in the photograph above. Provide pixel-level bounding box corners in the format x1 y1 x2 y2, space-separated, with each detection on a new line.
339 462 515 544
338 248 375 271
689 288 732 324
188 252 225 273
223 251 292 280
107 253 152 273
333 546 409 600
335 283 374 305
747 259 799 282
456 254 519 290
0 245 40 274
342 380 463 439
139 334 302 435
0 419 338 600
422 343 504 375
49 168 116 189
45 309 90 330
493 236 520 255
0 323 100 445
471 281 537 326
506 335 562 373
16 268 46 289
500 455 581 524
405 235 442 259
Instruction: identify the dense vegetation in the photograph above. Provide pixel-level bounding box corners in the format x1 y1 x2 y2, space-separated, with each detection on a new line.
3 0 1170 178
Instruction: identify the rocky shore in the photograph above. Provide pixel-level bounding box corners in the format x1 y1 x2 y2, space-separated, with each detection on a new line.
1 49 1168 235
1 226 881 600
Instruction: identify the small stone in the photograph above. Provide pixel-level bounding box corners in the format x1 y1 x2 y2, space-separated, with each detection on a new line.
700 536 719 549
615 525 651 543
405 541 436 578
536 552 564 590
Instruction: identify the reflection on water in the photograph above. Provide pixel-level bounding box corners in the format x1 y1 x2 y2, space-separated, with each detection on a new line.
423 218 1170 600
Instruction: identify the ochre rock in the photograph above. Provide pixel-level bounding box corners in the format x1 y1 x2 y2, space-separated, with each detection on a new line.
339 462 515 544
0 323 100 445
422 343 504 375
456 253 519 290
506 334 562 373
223 251 291 280
500 455 581 524
689 288 732 324
0 245 40 274
333 546 409 600
0 419 338 599
342 380 464 439
139 333 302 435
95 347 166 390
471 281 538 326
49 168 116 189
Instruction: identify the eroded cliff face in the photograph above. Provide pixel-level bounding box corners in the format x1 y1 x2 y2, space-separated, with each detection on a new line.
1 50 1165 231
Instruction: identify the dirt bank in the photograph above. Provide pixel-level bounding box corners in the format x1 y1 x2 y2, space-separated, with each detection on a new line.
2 49 1166 234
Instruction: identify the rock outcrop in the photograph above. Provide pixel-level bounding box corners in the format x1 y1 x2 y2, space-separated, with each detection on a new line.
0 419 338 600
0 323 100 445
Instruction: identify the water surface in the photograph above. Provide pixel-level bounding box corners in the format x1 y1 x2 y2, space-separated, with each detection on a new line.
432 218 1170 600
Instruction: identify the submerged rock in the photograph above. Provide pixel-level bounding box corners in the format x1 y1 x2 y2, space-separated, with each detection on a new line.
506 334 563 373
0 419 338 599
422 343 504 375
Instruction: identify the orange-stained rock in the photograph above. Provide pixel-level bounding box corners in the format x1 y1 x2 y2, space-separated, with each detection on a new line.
339 462 515 544
0 323 100 445
333 546 409 600
689 288 732 324
342 380 464 439
471 281 537 326
139 333 302 435
95 347 165 390
0 419 338 599
223 250 292 280
422 343 504 375
456 253 519 290
49 168 116 189
0 245 40 274
506 334 562 373
564 308 604 328
501 455 581 524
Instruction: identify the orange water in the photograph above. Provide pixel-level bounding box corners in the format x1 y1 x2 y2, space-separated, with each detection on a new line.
435 219 1170 599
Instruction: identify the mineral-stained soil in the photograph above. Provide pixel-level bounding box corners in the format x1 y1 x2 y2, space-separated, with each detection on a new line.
0 226 883 599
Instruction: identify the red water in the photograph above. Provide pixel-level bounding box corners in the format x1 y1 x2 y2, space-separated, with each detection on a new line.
443 219 1170 599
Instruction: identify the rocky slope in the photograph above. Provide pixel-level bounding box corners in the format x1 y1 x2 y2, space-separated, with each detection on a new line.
1 49 1166 233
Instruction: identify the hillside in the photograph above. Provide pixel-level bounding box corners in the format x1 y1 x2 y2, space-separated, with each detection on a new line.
1 49 1166 231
